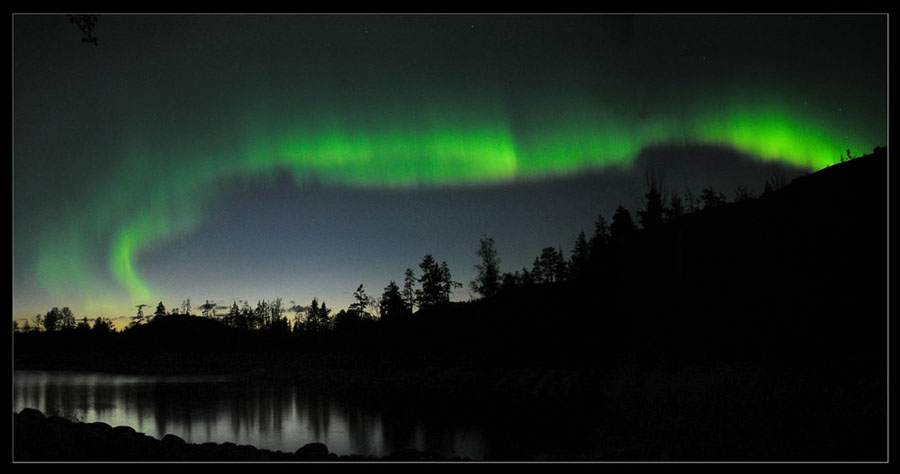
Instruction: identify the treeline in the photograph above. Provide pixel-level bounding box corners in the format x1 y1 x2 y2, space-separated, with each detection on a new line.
14 306 113 336
15 164 756 338
11 157 801 338
14 147 888 363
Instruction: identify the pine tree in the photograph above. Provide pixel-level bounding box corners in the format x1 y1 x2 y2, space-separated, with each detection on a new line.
227 302 240 328
60 307 76 330
570 230 590 278
471 236 502 299
684 187 699 213
130 305 146 328
638 176 666 230
610 205 637 247
379 281 409 322
734 185 753 202
416 255 460 309
589 214 610 266
349 284 372 319
700 187 727 209
402 268 417 313
240 301 253 330
305 298 331 333
154 301 167 320
254 300 268 329
270 298 284 327
666 193 685 221
92 317 112 334
533 247 566 283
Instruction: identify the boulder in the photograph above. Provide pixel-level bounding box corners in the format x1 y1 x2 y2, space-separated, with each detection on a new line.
18 408 46 423
295 442 329 460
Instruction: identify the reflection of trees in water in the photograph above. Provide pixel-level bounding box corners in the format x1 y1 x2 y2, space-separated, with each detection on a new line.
374 410 488 459
14 373 489 458
301 389 331 440
157 382 225 442
345 404 383 456
45 381 74 418
17 378 42 411
90 382 118 418
14 376 38 412
73 383 90 419
228 383 258 439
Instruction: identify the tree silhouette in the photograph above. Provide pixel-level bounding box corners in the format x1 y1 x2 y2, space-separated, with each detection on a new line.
349 284 372 319
270 298 285 328
440 262 461 299
92 317 112 334
153 301 167 321
666 193 685 221
610 205 637 247
570 230 590 279
60 307 76 331
254 300 268 329
700 187 727 209
533 247 566 284
67 14 99 46
319 301 331 331
734 185 753 202
379 280 409 323
181 298 192 316
683 187 700 213
589 214 611 268
130 305 147 328
305 299 320 333
763 167 788 195
471 236 502 299
402 268 417 314
500 266 537 292
268 297 289 334
225 302 239 327
416 255 460 309
638 168 667 230
76 316 90 332
304 298 331 334
42 307 61 332
200 300 216 319
240 301 253 331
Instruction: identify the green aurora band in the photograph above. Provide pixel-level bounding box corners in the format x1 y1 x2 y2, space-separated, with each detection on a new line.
29 87 885 314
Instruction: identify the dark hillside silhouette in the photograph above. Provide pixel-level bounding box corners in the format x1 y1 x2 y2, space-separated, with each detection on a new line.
121 314 240 352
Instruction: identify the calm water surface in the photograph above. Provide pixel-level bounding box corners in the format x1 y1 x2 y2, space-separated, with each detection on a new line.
13 370 490 459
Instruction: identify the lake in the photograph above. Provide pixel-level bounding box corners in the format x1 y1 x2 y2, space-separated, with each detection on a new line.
13 370 495 459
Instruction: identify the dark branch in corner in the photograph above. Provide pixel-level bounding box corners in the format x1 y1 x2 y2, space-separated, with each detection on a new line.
68 15 99 46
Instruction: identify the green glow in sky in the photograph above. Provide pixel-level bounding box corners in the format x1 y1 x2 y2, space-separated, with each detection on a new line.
26 87 885 316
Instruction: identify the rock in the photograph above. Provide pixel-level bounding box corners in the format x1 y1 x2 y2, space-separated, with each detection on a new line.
88 421 112 432
18 408 46 422
112 425 136 437
15 408 453 461
295 442 329 460
161 433 186 446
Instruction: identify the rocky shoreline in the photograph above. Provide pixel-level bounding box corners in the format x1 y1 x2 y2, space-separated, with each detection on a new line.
14 408 467 462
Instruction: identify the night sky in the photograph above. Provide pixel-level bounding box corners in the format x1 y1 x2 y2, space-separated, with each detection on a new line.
12 14 887 326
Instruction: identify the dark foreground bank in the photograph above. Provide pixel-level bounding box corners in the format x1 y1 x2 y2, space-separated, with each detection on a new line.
14 408 466 462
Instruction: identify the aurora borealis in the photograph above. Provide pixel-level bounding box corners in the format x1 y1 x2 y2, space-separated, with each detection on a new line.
13 14 887 324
